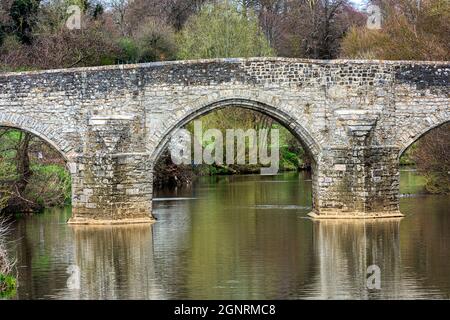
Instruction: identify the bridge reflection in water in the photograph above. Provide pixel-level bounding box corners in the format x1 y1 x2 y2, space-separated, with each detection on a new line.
67 218 433 300
310 219 403 299
10 211 450 299
70 225 166 300
8 173 450 299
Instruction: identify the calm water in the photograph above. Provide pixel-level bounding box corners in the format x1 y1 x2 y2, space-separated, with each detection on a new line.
5 170 450 300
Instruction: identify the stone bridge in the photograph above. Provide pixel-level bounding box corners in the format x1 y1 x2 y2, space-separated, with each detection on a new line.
0 58 448 224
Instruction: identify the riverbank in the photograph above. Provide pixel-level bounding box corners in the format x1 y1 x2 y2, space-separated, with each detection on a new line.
153 143 311 188
0 129 71 216
0 218 16 298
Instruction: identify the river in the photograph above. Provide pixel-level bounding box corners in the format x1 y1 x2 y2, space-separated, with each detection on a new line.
5 170 450 299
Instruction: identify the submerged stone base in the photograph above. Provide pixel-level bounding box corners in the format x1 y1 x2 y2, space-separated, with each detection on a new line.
308 211 404 220
68 215 155 225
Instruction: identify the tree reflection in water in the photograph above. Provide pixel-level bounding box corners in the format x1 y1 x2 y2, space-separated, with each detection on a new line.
6 172 450 300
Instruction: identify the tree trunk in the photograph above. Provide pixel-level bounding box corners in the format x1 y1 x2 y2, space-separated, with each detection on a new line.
16 132 32 194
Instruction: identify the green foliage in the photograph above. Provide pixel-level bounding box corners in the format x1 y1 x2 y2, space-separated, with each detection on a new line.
118 19 177 63
0 273 17 299
411 123 450 194
9 0 41 44
400 143 417 166
190 109 306 173
0 128 71 214
177 2 275 60
117 37 139 63
29 164 72 205
134 19 177 62
2 0 276 70
280 147 299 171
423 173 450 194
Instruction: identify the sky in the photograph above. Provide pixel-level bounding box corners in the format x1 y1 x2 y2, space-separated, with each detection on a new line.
350 0 368 9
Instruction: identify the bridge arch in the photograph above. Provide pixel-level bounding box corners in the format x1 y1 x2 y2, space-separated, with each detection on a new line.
0 112 76 162
398 116 450 158
149 98 321 165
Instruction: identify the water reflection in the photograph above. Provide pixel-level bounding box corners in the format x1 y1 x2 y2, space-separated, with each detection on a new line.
151 173 314 299
6 171 450 299
309 219 403 299
10 207 74 299
399 194 450 299
70 225 166 300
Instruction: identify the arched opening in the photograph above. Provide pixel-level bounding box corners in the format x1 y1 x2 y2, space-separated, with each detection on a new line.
150 100 319 220
399 121 449 196
0 126 72 215
150 99 320 165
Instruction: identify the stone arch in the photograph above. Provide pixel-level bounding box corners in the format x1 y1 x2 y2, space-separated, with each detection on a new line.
0 112 76 162
398 115 450 158
149 98 321 165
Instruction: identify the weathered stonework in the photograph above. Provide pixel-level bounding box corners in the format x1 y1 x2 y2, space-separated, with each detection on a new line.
0 58 448 223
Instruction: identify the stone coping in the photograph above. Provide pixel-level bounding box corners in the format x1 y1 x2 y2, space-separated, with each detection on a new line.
1 57 448 77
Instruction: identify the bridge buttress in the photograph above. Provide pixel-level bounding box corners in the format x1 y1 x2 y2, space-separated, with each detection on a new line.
310 146 402 219
68 115 154 225
310 110 402 218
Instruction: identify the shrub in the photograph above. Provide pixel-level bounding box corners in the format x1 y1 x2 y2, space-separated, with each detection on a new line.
412 123 450 194
0 218 17 299
341 0 450 61
177 2 274 60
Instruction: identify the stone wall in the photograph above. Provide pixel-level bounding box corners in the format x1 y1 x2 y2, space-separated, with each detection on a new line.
0 58 448 223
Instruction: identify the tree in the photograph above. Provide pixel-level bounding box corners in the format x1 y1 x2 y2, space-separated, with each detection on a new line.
0 0 13 46
230 0 365 59
4 0 119 69
29 17 120 69
163 0 206 30
117 17 177 63
0 129 71 214
412 123 450 194
108 0 129 35
177 2 274 59
133 18 177 61
107 0 206 36
279 0 365 59
9 0 41 44
126 0 206 31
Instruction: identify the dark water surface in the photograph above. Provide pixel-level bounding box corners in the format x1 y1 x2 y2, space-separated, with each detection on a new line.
6 170 450 299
